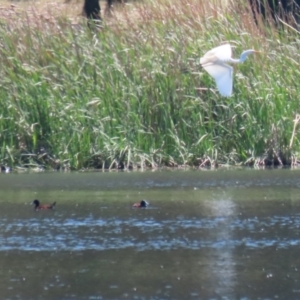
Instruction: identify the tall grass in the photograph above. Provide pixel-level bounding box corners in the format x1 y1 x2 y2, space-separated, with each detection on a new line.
0 0 300 170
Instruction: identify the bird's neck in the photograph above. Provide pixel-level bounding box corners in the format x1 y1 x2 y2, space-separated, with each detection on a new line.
228 58 241 64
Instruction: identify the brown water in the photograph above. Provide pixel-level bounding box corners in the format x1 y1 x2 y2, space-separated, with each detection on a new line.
0 169 300 299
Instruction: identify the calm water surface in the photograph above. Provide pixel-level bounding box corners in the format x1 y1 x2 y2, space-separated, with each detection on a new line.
0 169 300 299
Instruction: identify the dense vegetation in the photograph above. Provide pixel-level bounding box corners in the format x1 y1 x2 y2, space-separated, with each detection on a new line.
0 0 300 170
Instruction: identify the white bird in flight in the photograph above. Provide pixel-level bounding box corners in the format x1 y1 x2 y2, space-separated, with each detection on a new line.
200 44 259 97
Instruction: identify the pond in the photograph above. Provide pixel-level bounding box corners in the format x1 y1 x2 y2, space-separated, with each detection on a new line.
0 168 300 299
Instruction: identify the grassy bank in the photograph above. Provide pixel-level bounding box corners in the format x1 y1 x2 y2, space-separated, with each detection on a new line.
0 0 300 170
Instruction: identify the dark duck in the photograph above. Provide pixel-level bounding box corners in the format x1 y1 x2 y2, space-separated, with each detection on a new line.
32 199 56 211
132 200 149 208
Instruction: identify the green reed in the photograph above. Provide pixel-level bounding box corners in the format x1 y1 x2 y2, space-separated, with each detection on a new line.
0 0 300 170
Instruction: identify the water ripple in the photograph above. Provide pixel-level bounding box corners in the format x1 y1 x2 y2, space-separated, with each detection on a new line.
0 214 299 251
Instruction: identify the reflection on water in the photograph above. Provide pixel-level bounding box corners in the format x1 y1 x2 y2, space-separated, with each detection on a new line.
208 199 236 297
2 211 300 251
0 169 300 299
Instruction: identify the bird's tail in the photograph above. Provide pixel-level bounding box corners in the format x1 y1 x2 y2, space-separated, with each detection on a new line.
51 202 56 208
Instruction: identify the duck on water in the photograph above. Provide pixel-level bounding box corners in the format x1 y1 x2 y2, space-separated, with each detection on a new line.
32 199 56 211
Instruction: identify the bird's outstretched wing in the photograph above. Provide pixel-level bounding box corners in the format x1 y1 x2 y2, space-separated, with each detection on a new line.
200 44 232 63
202 62 233 97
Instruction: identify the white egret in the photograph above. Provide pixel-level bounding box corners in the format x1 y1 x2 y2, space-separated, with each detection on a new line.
200 44 258 97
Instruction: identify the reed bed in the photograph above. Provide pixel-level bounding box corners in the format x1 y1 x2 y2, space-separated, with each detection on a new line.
0 0 300 170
